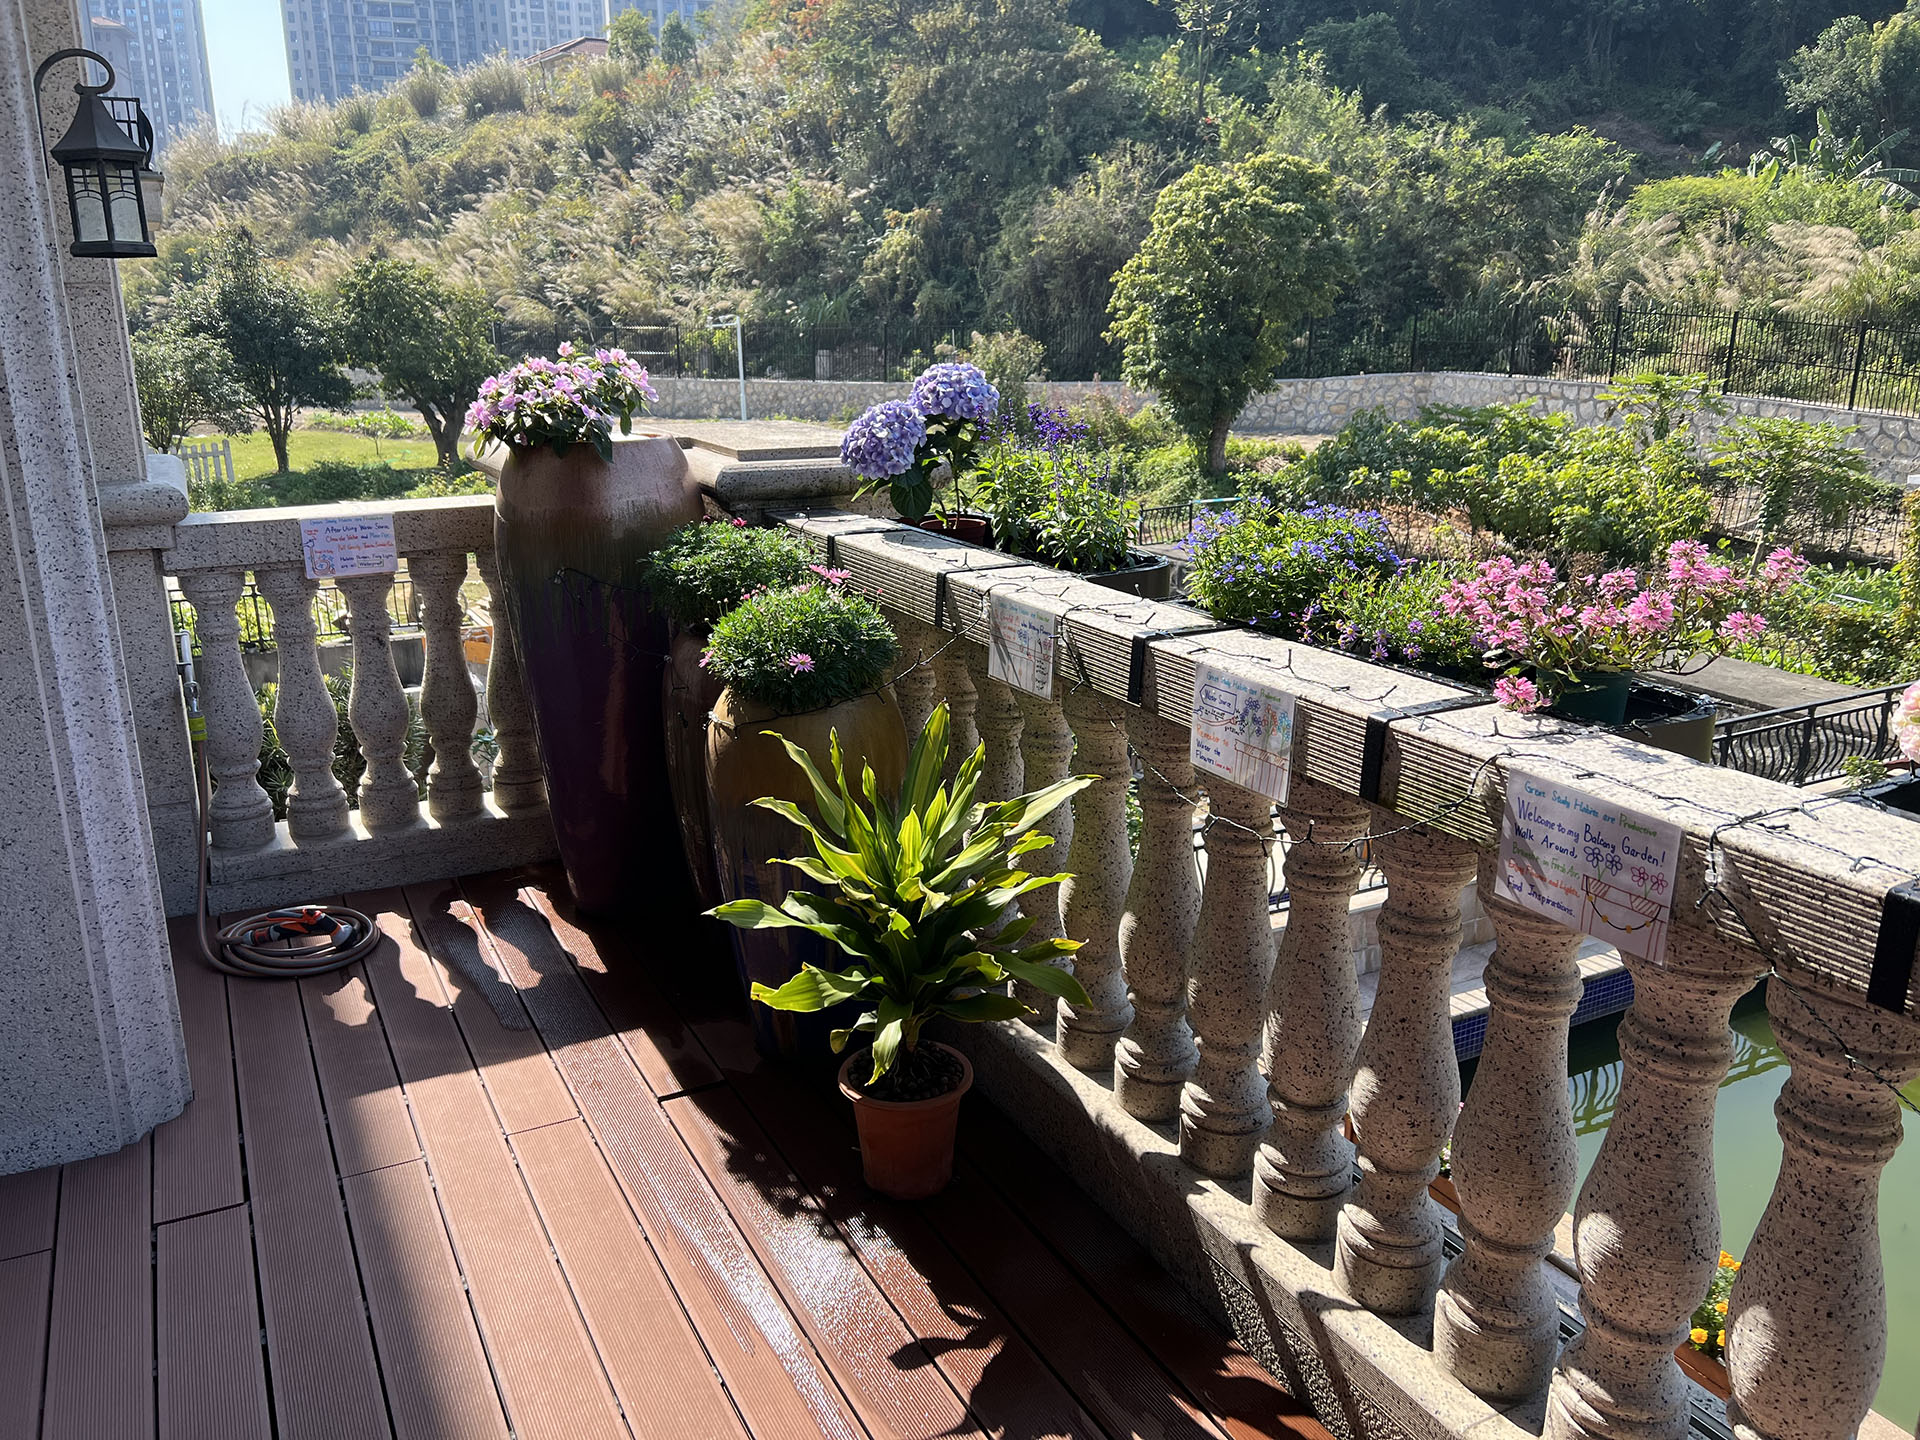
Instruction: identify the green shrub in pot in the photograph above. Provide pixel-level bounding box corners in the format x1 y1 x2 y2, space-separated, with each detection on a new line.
644 518 818 630
974 445 1136 574
708 703 1093 1196
703 581 899 715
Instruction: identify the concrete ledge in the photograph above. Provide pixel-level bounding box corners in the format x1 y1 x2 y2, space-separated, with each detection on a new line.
205 801 556 914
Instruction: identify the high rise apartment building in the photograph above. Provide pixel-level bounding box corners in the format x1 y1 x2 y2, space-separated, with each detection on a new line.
281 0 705 102
81 0 214 156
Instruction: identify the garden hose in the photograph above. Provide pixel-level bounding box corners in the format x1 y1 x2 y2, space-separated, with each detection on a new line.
181 630 379 980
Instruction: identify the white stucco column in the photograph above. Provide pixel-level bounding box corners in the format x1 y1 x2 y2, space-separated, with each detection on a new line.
0 0 190 1173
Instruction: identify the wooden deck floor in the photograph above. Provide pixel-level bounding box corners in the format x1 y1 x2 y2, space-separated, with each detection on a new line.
0 865 1330 1440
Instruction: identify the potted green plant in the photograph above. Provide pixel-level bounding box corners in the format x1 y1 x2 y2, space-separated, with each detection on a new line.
841 362 999 538
644 518 820 909
710 703 1093 1199
703 577 909 1059
469 344 700 913
1438 543 1809 760
974 443 1172 598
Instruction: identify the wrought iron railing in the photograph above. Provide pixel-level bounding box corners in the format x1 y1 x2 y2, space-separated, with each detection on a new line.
1711 681 1913 785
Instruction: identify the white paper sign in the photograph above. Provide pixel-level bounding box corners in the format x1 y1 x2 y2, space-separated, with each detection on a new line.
1495 766 1681 961
300 514 398 580
1189 662 1297 804
987 592 1056 698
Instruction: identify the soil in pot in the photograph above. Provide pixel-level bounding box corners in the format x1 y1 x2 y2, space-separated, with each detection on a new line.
707 687 909 1063
838 1041 973 1200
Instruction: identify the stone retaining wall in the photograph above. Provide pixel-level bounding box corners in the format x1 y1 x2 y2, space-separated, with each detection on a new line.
649 372 1920 484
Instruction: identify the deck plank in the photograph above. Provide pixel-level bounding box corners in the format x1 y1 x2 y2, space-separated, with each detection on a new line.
959 1107 1333 1440
511 1118 748 1440
0 1250 52 1440
0 1169 57 1261
301 963 420 1177
342 1159 511 1440
726 1067 1107 1440
665 1087 988 1440
917 1153 1230 1440
451 875 869 1440
157 1204 273 1440
226 973 392 1440
399 880 577 1134
362 893 629 1440
40 1139 153 1440
520 871 724 1098
154 921 243 1223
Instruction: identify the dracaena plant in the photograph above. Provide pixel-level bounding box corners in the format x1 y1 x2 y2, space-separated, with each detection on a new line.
708 703 1093 1086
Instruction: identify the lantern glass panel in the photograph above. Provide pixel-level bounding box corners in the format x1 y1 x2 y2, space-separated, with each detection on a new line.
107 163 143 241
71 163 109 243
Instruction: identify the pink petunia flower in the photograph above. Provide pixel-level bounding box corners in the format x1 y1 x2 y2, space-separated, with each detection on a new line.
1493 675 1544 713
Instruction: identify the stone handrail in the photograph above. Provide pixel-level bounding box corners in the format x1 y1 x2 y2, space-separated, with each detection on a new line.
159 495 554 913
770 505 1920 1440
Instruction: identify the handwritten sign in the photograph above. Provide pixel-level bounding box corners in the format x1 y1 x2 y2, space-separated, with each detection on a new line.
987 592 1056 698
1189 662 1296 804
300 514 397 581
1495 766 1681 961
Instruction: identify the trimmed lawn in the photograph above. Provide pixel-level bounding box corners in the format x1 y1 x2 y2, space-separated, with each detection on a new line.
208 429 441 481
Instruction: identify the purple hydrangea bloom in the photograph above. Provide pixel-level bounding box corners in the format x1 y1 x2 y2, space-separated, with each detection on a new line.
841 401 927 481
909 363 1000 423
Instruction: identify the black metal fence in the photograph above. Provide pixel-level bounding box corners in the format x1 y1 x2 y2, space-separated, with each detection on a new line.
616 301 1920 417
1710 682 1913 785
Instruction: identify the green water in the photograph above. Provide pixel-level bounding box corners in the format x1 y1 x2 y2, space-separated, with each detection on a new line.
1465 995 1920 1428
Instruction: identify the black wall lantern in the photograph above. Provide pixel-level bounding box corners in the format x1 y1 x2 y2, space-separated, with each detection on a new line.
32 48 157 260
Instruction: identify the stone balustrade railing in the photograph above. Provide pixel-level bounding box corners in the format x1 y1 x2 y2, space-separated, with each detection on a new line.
771 507 1920 1440
158 496 554 913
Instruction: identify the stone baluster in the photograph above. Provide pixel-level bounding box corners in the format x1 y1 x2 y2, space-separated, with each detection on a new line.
253 564 349 841
888 610 940 742
410 551 485 822
934 631 980 786
1545 929 1769 1440
1723 979 1920 1440
1334 825 1477 1313
175 568 275 850
1114 713 1200 1120
964 643 1025 803
1434 858 1585 1400
1254 780 1372 1239
1011 684 1074 1018
1179 778 1277 1179
475 550 545 813
1057 686 1135 1069
338 573 421 831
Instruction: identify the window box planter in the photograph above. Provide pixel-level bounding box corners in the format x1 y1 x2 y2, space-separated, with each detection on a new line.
1548 678 1719 764
1077 549 1175 599
1855 773 1920 817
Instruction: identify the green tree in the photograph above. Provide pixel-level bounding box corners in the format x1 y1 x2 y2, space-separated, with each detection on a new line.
607 8 655 67
1109 152 1349 472
180 230 352 473
659 12 697 69
335 255 502 467
1784 8 1920 157
130 323 253 453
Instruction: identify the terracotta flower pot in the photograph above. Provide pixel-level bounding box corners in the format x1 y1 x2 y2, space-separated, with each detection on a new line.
492 435 702 913
839 1043 973 1200
915 513 992 546
706 686 908 1061
663 623 725 911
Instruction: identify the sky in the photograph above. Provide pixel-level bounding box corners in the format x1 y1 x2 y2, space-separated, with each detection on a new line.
203 0 293 136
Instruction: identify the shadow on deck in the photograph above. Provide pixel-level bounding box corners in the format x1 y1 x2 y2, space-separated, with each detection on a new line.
0 865 1331 1440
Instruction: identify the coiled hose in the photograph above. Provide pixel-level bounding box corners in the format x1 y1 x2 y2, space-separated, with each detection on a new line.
191 726 379 980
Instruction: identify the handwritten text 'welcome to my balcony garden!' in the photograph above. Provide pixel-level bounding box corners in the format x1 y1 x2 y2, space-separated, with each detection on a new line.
1495 766 1681 962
